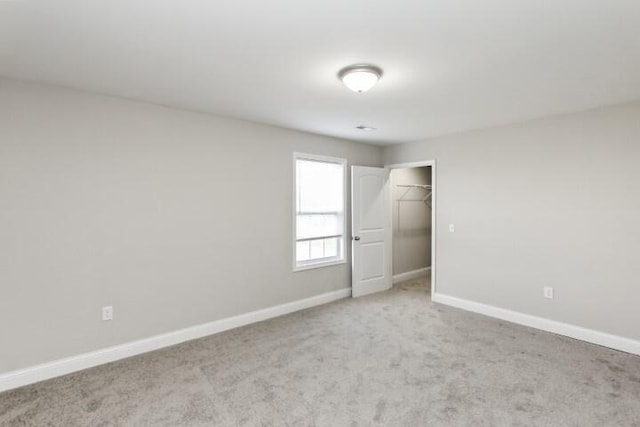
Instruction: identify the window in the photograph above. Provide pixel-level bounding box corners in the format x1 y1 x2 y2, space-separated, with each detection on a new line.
293 153 346 271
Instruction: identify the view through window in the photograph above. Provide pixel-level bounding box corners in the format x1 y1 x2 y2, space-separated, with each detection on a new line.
294 154 346 270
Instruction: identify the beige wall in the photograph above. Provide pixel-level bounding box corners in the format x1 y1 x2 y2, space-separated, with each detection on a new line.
0 78 383 373
391 167 431 275
384 101 640 341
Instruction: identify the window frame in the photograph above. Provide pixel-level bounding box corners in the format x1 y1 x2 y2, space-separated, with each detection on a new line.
292 152 347 272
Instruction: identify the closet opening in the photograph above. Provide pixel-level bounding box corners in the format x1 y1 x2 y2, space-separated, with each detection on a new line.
388 161 435 297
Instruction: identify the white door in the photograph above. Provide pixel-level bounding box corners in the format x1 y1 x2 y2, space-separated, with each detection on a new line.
351 166 392 297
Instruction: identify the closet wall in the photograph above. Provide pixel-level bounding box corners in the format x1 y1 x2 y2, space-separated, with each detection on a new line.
391 167 432 276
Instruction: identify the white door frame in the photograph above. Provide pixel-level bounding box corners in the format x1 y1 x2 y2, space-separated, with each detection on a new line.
385 160 437 295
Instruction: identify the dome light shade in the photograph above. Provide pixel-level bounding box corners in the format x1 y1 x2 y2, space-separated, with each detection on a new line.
338 65 383 93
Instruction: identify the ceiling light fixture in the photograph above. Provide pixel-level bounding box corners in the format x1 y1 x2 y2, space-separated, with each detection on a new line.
338 64 383 93
356 125 376 131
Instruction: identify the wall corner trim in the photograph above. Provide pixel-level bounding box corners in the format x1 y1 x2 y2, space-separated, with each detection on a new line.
0 288 352 393
431 292 640 356
392 267 431 284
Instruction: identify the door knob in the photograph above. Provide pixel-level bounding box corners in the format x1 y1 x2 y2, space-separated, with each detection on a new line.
353 236 360 241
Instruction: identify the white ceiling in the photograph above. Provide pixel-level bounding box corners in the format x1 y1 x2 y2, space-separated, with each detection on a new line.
1 0 639 145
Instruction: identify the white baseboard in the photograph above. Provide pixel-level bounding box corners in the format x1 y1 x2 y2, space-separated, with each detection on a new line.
393 267 431 284
0 288 351 393
432 292 640 356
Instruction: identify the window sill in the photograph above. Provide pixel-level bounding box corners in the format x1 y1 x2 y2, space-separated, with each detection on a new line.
293 259 346 272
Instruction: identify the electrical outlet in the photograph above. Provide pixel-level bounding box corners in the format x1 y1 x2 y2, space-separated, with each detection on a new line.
102 306 113 321
543 287 554 299
449 224 455 233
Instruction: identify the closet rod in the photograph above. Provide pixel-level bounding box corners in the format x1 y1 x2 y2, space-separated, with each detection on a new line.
396 184 431 188
395 184 432 207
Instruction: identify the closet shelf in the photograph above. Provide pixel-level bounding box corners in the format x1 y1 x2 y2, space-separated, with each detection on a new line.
395 184 432 207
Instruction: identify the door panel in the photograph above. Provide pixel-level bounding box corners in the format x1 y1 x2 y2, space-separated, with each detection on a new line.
359 175 385 230
361 243 385 280
351 166 391 297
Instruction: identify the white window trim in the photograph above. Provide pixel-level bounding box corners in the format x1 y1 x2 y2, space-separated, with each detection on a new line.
292 152 347 272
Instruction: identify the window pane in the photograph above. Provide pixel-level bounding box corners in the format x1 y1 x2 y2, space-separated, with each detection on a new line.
296 214 341 240
296 241 310 262
324 237 338 258
297 159 343 213
310 239 324 259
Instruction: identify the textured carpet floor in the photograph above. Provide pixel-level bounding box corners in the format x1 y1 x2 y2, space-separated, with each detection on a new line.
1 277 640 426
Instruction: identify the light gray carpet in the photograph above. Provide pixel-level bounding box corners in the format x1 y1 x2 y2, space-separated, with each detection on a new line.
1 277 640 426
